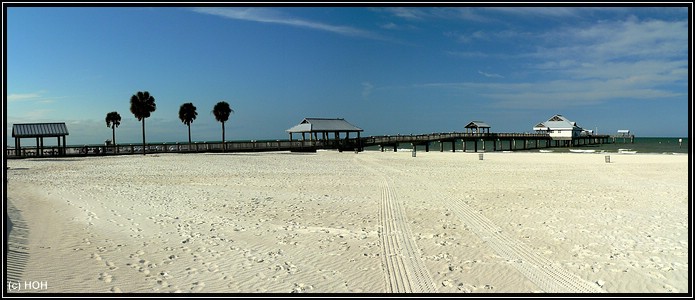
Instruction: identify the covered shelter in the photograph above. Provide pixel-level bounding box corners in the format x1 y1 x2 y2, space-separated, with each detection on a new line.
286 118 363 141
12 123 69 156
533 114 583 140
465 121 491 134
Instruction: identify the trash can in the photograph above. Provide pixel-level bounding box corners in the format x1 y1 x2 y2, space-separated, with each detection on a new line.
605 155 610 163
479 153 484 160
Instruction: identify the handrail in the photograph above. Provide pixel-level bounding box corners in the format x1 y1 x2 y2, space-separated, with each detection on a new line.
5 133 613 158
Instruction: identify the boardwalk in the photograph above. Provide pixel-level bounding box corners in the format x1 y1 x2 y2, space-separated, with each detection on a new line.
5 132 613 158
364 132 611 152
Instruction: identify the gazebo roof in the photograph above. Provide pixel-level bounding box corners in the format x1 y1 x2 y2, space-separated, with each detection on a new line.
533 115 582 130
12 123 69 138
465 121 491 128
286 118 363 133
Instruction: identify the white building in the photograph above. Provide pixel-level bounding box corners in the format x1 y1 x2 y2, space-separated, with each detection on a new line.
533 114 584 140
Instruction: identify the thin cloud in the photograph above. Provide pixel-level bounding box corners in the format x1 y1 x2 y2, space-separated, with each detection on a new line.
23 109 54 120
478 71 504 78
8 91 66 103
380 22 398 30
362 82 374 98
8 92 42 102
483 7 585 18
383 7 428 20
191 7 391 42
413 72 683 110
446 51 490 59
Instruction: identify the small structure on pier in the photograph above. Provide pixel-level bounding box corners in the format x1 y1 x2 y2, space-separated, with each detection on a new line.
615 129 634 143
464 121 491 134
286 118 363 141
533 114 583 140
11 123 69 156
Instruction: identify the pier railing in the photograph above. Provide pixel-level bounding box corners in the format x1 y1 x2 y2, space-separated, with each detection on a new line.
4 139 359 158
5 132 612 158
362 132 551 145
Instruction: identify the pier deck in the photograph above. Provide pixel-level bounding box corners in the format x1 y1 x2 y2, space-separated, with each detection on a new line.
6 132 613 158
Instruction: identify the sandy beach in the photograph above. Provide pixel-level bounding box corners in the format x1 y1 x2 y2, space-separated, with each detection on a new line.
4 150 689 294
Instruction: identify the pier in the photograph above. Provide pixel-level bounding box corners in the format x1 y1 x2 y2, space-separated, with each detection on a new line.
7 115 616 158
363 132 612 152
5 132 613 158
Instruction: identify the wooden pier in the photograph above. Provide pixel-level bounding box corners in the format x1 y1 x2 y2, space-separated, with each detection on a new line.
362 132 612 152
6 132 613 158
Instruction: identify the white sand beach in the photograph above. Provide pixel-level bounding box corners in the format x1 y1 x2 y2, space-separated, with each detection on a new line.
5 151 689 294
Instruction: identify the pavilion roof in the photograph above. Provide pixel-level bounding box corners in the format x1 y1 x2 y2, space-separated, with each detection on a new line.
12 123 69 138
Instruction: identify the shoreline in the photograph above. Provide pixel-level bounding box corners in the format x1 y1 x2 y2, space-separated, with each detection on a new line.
5 151 689 293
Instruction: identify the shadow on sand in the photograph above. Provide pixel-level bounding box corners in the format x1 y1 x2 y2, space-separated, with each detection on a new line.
5 199 31 284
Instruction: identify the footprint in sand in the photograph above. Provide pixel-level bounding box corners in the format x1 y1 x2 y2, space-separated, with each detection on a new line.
291 283 314 293
208 264 219 273
190 281 205 292
98 272 113 283
105 261 118 270
156 279 169 288
110 286 122 293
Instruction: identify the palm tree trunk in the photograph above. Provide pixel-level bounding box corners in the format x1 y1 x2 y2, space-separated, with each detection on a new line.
112 127 117 153
222 121 226 152
142 118 146 155
188 124 192 145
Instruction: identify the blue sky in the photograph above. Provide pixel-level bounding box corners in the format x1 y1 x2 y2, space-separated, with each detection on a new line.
5 5 690 146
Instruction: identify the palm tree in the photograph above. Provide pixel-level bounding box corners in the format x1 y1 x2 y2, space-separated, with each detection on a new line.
105 111 121 152
129 91 156 155
178 102 198 145
212 101 233 151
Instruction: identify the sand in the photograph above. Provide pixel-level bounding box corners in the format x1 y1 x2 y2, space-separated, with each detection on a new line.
4 150 689 294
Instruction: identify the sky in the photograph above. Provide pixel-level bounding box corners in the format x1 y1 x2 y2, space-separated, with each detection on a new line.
4 4 691 146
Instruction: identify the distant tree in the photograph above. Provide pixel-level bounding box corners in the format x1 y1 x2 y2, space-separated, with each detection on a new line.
178 102 198 145
212 101 234 151
129 91 156 155
105 111 121 149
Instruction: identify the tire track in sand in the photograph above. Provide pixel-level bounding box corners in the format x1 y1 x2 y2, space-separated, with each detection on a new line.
358 154 604 293
362 161 438 293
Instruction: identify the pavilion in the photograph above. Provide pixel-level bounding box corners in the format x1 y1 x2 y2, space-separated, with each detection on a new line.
11 123 69 156
286 118 363 142
464 121 491 134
